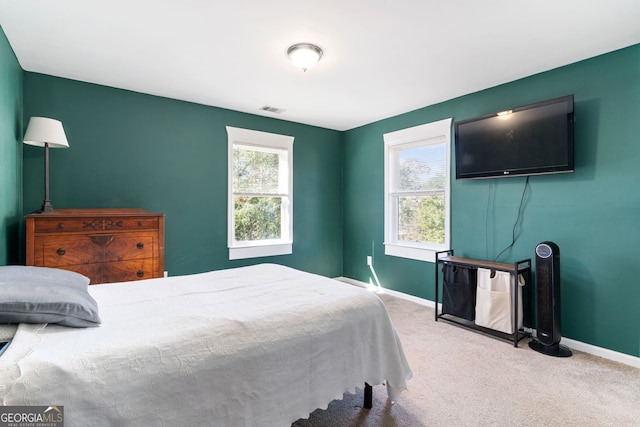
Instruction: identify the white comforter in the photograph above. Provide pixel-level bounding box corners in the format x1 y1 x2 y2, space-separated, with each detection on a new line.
0 264 412 426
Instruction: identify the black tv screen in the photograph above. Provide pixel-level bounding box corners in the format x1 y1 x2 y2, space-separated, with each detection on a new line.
454 95 574 179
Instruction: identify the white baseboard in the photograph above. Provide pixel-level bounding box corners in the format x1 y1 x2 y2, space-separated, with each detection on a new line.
558 337 640 369
334 277 640 369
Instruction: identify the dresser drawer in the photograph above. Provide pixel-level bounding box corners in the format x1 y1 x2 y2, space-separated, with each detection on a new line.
33 216 160 233
33 217 97 233
56 263 104 283
103 217 160 231
100 258 157 283
102 234 156 261
57 259 157 285
36 235 102 267
35 233 157 267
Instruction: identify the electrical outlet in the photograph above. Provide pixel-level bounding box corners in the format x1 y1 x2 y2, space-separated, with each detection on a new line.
367 256 372 266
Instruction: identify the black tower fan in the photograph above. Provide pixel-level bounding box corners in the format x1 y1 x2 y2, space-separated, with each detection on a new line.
529 242 572 357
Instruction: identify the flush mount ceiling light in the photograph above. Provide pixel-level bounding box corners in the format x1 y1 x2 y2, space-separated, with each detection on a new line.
287 43 323 72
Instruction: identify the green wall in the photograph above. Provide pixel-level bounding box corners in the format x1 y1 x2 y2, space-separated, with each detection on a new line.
343 44 640 357
0 26 22 265
22 74 344 277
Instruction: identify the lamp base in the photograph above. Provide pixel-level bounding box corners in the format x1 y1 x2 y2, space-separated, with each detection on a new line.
39 200 54 214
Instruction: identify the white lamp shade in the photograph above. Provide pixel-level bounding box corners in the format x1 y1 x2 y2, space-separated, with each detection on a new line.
23 117 69 148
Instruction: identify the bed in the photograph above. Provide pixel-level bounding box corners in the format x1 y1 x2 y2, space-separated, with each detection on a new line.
0 263 412 426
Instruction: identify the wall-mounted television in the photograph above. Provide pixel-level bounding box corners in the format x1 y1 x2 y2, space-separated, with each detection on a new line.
454 95 574 180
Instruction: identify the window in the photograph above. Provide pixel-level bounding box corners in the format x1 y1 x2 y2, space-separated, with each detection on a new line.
384 118 452 262
226 127 294 260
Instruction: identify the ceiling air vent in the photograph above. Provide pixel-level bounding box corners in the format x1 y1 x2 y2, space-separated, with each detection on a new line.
259 105 286 114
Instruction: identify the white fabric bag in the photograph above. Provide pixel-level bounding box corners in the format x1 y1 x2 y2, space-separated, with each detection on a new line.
475 268 524 334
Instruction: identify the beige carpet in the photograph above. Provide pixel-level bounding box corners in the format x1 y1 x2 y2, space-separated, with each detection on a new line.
293 292 640 426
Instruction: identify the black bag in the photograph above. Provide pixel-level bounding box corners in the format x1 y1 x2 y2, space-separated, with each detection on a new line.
441 264 477 321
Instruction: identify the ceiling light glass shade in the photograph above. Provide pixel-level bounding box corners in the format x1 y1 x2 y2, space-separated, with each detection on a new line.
287 43 323 72
23 117 69 148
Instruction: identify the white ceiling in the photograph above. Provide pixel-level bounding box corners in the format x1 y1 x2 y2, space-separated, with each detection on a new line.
1 1 639 131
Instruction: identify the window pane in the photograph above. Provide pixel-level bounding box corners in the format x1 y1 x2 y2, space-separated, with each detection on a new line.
398 144 445 191
234 196 282 241
233 146 280 194
397 195 445 244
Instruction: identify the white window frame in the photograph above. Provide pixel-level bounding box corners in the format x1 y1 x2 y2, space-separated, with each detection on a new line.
383 118 452 263
227 126 294 260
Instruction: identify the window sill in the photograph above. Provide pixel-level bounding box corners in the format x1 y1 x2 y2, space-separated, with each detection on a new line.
229 242 292 260
384 242 448 263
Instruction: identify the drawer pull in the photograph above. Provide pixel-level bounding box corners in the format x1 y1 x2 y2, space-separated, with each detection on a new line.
136 270 144 278
136 242 144 249
90 235 115 247
56 247 66 256
57 223 65 229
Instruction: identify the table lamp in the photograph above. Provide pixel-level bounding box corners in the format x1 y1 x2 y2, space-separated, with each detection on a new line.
23 117 69 213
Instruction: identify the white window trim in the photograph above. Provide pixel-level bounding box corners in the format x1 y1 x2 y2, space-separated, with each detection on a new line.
226 126 294 260
383 118 452 263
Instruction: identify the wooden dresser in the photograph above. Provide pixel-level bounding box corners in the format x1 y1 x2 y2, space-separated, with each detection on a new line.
26 208 165 285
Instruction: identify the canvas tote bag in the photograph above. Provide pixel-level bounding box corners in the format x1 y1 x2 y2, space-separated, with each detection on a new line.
475 268 524 334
